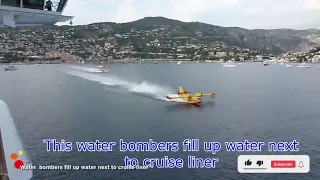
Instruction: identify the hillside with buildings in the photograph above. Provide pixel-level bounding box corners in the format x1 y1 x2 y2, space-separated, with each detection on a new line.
1 16 320 63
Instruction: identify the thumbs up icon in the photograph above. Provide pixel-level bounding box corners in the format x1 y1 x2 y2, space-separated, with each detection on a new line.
245 159 252 166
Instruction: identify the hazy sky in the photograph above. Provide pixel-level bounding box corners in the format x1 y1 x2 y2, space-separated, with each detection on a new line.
60 0 320 29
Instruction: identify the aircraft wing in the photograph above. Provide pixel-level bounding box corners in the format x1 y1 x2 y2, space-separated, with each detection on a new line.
166 96 191 100
166 96 181 99
0 100 33 180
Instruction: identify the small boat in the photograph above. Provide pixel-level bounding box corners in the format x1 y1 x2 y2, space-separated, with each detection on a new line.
223 60 238 68
298 62 311 68
36 63 40 66
285 64 292 67
263 61 269 66
93 66 109 73
223 63 238 68
177 61 182 65
4 66 18 71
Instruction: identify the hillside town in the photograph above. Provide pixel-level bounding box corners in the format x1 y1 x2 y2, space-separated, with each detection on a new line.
0 20 320 64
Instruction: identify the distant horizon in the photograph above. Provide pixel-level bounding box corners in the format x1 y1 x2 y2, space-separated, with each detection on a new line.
60 0 320 30
58 16 320 31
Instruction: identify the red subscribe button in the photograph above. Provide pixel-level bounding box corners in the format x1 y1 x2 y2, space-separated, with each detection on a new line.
271 160 296 168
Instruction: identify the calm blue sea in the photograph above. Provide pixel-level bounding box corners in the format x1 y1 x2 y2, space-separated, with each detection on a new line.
0 63 319 180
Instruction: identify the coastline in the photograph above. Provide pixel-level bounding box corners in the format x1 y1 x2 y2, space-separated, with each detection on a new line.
1 60 320 65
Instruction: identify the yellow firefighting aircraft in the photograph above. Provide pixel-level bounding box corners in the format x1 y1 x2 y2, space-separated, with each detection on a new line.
166 86 215 105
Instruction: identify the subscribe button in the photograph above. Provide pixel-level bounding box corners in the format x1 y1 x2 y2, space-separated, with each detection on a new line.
238 155 310 173
271 160 296 168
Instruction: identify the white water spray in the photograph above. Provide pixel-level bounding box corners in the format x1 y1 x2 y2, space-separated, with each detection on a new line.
67 65 101 73
62 69 176 101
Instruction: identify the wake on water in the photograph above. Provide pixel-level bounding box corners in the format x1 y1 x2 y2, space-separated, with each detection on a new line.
60 66 186 102
67 65 99 73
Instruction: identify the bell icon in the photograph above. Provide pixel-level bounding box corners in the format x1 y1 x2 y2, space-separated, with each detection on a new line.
298 161 304 168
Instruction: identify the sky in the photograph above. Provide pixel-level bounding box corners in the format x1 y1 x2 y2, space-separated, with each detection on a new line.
60 0 320 29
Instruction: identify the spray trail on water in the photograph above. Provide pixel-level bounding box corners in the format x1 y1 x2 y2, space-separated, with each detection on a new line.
67 65 100 73
61 69 178 101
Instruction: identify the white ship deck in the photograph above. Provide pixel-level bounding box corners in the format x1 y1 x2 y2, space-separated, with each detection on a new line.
0 0 73 27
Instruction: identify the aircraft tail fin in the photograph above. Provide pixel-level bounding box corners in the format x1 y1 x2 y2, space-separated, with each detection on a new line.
178 86 185 94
